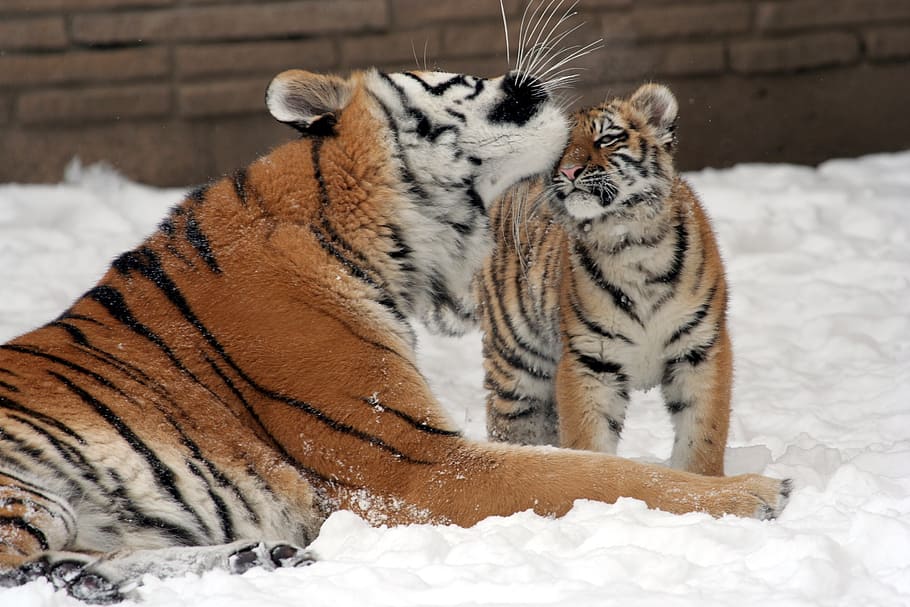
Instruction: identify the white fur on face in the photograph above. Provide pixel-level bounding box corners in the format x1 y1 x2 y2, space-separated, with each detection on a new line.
367 70 569 207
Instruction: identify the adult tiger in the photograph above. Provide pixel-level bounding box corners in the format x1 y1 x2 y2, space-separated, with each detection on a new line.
480 84 735 476
0 69 788 603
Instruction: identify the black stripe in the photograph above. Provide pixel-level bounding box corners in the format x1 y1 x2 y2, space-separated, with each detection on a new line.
85 283 203 384
484 377 550 420
7 413 101 488
572 350 624 377
361 397 461 437
0 391 87 445
567 289 635 345
184 207 221 274
483 376 549 408
0 379 18 392
105 469 198 546
646 209 688 285
0 428 84 503
671 331 718 366
402 72 470 96
2 343 145 411
58 312 105 327
185 459 232 541
200 353 340 489
0 515 50 550
664 284 718 347
481 266 557 366
310 139 406 324
232 168 249 207
48 320 89 346
49 371 206 541
0 497 68 538
666 401 691 414
367 88 432 204
0 468 75 515
607 416 624 435
107 248 435 466
573 242 643 327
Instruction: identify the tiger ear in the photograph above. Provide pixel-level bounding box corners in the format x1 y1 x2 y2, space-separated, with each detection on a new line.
630 83 678 149
266 70 354 135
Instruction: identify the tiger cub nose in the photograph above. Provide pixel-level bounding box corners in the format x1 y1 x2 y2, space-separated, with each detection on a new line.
559 165 583 181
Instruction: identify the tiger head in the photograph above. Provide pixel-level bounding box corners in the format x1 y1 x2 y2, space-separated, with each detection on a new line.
266 68 571 208
264 67 572 336
551 83 679 225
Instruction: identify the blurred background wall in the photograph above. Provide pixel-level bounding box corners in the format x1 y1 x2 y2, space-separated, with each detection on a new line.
1 0 909 186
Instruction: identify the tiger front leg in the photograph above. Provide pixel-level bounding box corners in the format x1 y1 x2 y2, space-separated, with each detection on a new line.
555 344 630 453
661 324 732 476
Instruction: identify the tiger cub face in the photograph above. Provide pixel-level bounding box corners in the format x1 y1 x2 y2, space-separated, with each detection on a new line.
552 84 679 225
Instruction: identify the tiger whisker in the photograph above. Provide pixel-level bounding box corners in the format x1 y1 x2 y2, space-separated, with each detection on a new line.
522 0 581 78
521 0 564 87
536 38 604 83
499 0 511 67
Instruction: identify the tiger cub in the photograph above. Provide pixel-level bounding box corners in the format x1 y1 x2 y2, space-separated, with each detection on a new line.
479 83 731 476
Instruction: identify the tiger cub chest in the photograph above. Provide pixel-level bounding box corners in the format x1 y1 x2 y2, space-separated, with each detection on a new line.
568 239 697 391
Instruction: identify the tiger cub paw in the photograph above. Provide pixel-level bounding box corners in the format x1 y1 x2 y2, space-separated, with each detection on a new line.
228 542 316 574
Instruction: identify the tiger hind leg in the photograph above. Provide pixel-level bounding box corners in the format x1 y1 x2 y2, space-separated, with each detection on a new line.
0 472 78 586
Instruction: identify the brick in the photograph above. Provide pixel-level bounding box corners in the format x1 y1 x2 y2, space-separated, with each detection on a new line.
342 29 441 68
594 42 725 80
626 4 752 40
392 0 523 27
442 23 510 58
0 48 168 87
0 121 211 186
18 84 171 125
178 78 271 118
0 96 9 125
865 26 910 61
757 0 910 31
72 1 388 44
176 40 336 79
210 114 290 175
731 32 860 74
430 56 517 79
0 0 174 12
579 0 632 8
0 18 67 51
601 13 637 44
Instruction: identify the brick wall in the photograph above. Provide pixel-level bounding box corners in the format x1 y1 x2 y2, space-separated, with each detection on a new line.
1 0 909 185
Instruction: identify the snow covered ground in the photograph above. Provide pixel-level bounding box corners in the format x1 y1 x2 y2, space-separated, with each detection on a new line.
1 152 908 606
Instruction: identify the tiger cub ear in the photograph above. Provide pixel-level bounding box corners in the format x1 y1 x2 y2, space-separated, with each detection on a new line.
630 83 678 149
266 69 354 135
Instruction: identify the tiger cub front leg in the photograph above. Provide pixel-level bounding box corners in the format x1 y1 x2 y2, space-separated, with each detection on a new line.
661 324 732 476
555 343 630 453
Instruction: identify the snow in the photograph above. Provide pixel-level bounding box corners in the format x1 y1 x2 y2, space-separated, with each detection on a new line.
2 153 909 606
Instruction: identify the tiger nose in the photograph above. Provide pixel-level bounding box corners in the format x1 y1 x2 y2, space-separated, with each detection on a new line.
560 165 583 181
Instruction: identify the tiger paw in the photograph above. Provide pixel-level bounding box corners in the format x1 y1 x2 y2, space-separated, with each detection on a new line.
228 542 315 574
728 474 792 520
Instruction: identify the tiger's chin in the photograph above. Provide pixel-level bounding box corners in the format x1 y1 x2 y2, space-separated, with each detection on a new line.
561 192 612 221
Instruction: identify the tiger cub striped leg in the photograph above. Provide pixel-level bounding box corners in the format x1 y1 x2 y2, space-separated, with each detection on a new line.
661 324 732 476
483 345 559 446
554 346 629 453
